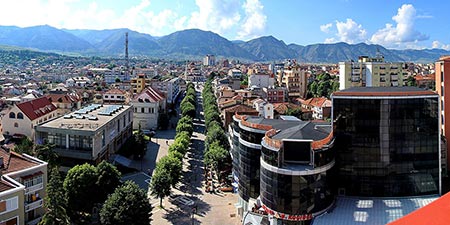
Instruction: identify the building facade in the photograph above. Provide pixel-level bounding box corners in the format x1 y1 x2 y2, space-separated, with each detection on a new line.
3 98 58 139
436 56 450 172
248 74 275 89
35 104 133 168
332 87 440 196
0 150 48 225
131 87 166 130
277 65 308 99
339 56 406 90
230 115 334 224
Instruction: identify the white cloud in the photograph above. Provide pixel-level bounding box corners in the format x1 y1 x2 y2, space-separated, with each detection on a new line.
324 38 336 44
370 4 428 48
237 0 267 40
187 0 241 34
320 23 333 33
334 19 367 44
432 41 450 50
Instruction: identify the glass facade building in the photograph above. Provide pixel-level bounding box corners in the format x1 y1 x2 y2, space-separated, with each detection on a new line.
332 87 440 197
232 115 335 224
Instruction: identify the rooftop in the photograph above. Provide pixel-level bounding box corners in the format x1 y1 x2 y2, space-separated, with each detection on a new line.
38 104 131 132
313 195 438 225
0 149 40 174
332 87 437 97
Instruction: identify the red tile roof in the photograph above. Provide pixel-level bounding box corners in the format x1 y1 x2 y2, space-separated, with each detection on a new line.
134 87 165 103
46 93 81 104
303 97 331 108
388 192 449 225
16 97 57 121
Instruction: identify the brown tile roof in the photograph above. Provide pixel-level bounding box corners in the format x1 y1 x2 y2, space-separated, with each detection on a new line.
0 179 16 192
304 97 331 108
273 103 301 114
105 88 125 95
223 104 257 113
46 93 81 104
16 97 57 121
0 149 39 174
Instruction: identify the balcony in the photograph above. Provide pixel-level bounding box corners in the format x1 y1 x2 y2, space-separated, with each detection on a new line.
27 216 42 225
25 183 43 195
25 199 43 212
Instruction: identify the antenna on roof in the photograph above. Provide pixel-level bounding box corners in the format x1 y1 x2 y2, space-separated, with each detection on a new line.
125 32 129 75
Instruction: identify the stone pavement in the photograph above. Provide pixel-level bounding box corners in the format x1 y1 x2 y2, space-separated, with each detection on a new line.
150 86 241 225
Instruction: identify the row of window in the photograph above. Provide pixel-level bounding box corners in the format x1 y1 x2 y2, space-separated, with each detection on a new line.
134 107 156 114
9 112 24 119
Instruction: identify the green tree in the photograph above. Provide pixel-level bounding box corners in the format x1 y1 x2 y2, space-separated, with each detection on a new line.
13 137 33 154
285 107 303 119
64 163 98 217
176 119 194 135
39 168 71 225
156 155 182 187
34 143 59 170
206 123 229 149
96 161 122 204
158 113 170 130
134 125 146 158
406 76 417 86
100 181 152 225
150 169 172 207
181 101 196 118
204 141 229 177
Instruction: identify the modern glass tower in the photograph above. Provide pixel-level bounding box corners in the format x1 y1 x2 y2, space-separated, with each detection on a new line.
332 87 441 197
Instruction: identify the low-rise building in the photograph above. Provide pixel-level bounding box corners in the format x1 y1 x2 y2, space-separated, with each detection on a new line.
45 93 82 116
3 98 58 139
35 104 133 168
103 89 127 104
131 87 166 130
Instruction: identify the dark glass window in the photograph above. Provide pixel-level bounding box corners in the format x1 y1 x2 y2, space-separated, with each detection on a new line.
283 141 310 163
333 97 439 197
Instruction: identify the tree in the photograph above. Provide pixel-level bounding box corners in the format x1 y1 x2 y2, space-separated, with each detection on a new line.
34 142 59 170
39 168 71 225
156 155 182 187
181 101 196 118
100 181 152 225
158 113 170 130
406 75 417 86
13 137 33 155
176 120 194 135
206 123 229 149
115 77 121 83
150 169 172 207
134 125 146 158
96 161 122 204
204 141 229 173
285 107 303 119
64 163 98 217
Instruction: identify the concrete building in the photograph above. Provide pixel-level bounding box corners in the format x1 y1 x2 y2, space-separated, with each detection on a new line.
35 104 133 168
339 56 406 90
102 89 126 104
3 98 58 139
203 54 216 66
248 74 275 89
45 93 82 117
131 87 166 130
302 97 332 120
262 86 287 103
252 99 274 119
65 77 91 88
104 69 130 84
0 150 48 225
277 65 308 99
436 56 450 173
130 74 151 94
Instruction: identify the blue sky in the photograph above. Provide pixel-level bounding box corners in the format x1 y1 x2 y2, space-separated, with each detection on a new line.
1 0 449 50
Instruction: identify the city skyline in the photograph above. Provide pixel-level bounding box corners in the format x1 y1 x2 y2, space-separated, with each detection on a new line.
1 0 449 50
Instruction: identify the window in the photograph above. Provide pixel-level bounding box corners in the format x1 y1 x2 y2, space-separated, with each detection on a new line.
14 123 18 128
117 119 120 132
102 130 106 147
141 108 144 113
9 112 15 119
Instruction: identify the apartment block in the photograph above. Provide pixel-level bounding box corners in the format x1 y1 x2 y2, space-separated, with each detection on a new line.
339 56 406 90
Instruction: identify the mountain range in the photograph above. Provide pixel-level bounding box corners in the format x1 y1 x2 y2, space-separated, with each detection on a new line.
0 25 448 63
